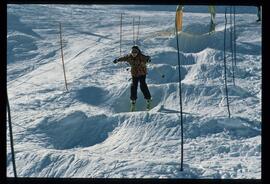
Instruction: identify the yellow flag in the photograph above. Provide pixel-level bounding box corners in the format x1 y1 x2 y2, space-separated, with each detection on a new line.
176 5 183 32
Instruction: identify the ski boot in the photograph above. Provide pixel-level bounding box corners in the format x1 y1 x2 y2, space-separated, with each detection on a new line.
130 100 136 112
146 98 152 111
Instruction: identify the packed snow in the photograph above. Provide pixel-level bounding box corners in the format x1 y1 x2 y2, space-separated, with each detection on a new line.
7 4 261 179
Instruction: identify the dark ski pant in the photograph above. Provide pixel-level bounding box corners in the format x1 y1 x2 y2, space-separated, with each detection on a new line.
130 75 151 101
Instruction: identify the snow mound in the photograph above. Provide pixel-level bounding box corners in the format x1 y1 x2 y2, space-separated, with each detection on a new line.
29 112 118 150
73 86 109 106
185 117 260 139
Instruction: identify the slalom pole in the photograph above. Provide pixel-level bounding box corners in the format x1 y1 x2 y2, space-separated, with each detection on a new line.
133 17 135 46
120 13 123 57
175 12 184 171
230 6 235 86
223 8 231 118
59 23 68 92
118 14 130 76
7 91 17 177
233 7 237 68
136 16 140 45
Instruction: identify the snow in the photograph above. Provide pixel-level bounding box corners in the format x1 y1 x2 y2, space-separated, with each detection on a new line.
7 5 261 179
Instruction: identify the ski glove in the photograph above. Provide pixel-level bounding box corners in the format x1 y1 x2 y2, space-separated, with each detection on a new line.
113 59 118 64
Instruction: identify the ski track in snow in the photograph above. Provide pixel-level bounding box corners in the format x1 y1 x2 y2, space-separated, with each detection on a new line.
7 5 261 179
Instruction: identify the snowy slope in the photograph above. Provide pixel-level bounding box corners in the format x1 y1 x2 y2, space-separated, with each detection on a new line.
7 5 261 179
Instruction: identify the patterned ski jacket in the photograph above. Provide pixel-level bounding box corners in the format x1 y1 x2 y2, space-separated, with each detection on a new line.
117 53 151 77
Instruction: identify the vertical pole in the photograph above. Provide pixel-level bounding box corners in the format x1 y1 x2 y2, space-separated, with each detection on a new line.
133 17 135 46
59 23 68 91
230 6 235 86
223 8 231 118
71 6 73 19
233 7 237 68
136 16 140 45
120 13 123 57
175 11 184 171
7 91 17 177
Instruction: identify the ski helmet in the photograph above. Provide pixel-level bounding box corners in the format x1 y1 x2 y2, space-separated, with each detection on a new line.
131 45 141 53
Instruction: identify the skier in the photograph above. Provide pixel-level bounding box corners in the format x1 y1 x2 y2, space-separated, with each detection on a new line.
113 45 152 111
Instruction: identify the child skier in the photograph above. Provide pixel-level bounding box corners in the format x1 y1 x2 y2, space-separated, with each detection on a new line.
113 45 152 111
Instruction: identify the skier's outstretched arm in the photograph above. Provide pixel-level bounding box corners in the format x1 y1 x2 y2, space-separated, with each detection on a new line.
113 55 130 64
